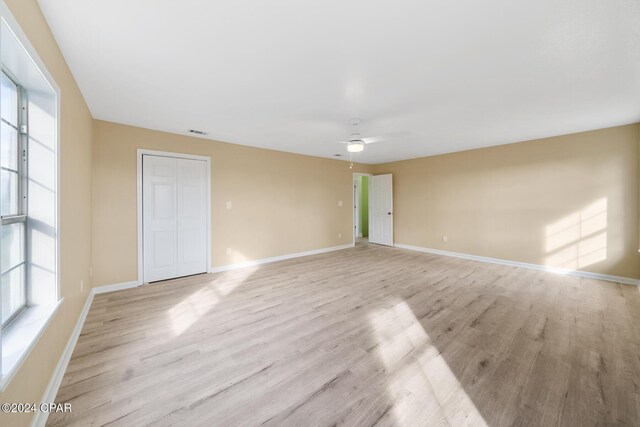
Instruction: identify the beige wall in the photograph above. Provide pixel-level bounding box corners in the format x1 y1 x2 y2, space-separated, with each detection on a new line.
374 124 640 280
0 1 93 426
92 120 372 287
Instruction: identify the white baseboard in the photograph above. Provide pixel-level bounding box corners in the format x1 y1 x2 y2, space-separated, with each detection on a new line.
395 243 640 286
92 281 139 294
98 246 355 286
212 243 355 273
31 292 94 427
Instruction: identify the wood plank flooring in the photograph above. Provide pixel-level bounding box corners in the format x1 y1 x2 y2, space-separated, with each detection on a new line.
48 244 640 426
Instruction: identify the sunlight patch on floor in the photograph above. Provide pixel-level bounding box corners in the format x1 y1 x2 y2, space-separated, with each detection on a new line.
167 266 258 336
168 287 220 336
212 265 258 296
369 301 488 426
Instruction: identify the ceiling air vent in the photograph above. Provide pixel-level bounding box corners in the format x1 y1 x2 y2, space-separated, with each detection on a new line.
188 129 208 135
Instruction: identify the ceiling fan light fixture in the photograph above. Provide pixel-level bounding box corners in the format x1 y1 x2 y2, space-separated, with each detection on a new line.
347 140 365 153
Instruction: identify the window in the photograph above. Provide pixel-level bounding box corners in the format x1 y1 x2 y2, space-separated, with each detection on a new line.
0 5 59 391
1 71 27 327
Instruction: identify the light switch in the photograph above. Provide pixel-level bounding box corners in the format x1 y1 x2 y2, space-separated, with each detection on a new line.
226 201 232 209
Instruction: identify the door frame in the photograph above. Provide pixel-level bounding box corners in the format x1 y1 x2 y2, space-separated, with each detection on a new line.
352 173 372 245
137 149 212 285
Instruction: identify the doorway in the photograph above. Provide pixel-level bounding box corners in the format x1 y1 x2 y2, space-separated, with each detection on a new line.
353 173 372 245
137 150 212 284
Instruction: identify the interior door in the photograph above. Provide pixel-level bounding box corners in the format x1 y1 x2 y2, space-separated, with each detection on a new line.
143 155 207 282
369 174 393 246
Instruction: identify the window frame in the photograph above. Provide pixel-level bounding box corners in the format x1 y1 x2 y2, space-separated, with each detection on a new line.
0 0 61 394
1 68 28 329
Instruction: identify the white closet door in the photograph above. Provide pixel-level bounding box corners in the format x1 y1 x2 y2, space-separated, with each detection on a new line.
143 155 207 282
369 174 393 246
176 158 207 277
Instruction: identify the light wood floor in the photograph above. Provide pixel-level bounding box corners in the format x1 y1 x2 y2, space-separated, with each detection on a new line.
48 244 640 426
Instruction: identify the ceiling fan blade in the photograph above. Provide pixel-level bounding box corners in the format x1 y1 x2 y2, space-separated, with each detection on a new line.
362 131 410 144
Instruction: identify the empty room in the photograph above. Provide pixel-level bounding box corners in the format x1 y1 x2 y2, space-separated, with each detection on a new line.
0 0 639 426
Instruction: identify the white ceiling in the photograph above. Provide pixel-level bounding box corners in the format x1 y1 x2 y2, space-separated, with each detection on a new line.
39 0 640 164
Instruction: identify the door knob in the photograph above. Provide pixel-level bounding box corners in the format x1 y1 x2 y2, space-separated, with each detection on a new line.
387 212 392 215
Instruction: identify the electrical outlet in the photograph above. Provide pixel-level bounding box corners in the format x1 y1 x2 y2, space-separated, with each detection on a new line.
442 235 448 242
226 201 233 210
338 201 343 207
89 267 93 277
80 279 84 292
226 248 232 255
338 233 342 239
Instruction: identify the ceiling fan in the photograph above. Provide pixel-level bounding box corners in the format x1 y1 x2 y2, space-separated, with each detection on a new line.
338 118 405 153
